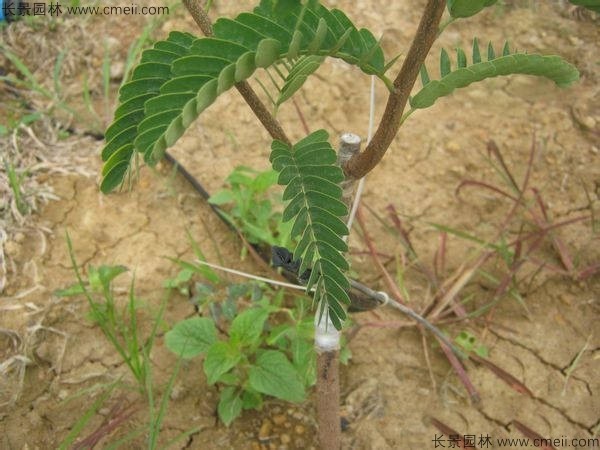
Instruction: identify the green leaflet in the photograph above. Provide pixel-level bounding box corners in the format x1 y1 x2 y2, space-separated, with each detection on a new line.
270 130 350 330
410 39 579 110
100 0 387 193
447 0 498 18
277 55 325 106
567 0 600 13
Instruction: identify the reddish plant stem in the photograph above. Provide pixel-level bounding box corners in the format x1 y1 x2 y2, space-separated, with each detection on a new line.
344 0 447 178
439 339 481 403
356 206 406 304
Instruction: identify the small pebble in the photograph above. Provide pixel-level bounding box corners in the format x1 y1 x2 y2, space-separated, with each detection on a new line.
582 116 596 129
280 434 291 444
446 141 460 152
110 61 125 81
272 414 286 425
294 425 305 435
169 382 184 401
259 419 273 442
4 241 21 257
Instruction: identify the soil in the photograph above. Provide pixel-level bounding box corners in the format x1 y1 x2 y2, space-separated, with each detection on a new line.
1 1 599 449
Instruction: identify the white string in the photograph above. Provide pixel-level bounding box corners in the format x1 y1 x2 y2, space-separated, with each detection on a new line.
193 260 466 357
194 259 306 291
346 75 376 232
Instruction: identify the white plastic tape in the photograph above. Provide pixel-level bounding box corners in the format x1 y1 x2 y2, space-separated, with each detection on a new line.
314 311 341 352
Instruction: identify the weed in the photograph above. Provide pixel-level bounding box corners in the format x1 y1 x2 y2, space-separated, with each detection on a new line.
57 234 167 393
3 159 29 215
209 166 293 250
162 233 350 425
165 287 315 425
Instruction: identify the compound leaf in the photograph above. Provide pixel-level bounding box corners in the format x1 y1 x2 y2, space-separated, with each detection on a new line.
270 130 350 329
101 0 387 192
410 40 579 110
447 0 498 18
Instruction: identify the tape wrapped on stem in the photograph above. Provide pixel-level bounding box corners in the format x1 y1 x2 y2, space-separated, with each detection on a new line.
314 309 341 352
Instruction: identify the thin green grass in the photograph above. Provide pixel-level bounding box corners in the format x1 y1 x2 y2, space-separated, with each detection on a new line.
3 159 29 215
59 233 168 394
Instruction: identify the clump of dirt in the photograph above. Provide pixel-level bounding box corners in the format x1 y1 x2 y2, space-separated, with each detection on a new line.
1 1 598 449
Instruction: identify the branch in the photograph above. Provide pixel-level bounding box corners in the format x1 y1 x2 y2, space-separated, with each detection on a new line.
183 0 291 145
344 0 446 179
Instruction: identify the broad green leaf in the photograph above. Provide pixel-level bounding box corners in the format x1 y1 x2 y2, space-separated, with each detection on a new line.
248 350 306 402
229 307 269 347
217 387 243 426
267 324 292 347
165 317 217 359
204 341 241 384
208 189 235 205
447 0 498 18
252 169 279 192
290 336 316 387
241 389 263 410
270 130 350 330
410 42 579 110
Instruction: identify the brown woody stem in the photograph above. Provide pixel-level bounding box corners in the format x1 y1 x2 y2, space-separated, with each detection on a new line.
314 134 361 450
316 350 341 450
183 0 291 145
344 0 446 179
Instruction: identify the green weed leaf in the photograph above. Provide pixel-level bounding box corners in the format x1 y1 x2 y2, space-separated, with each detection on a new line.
455 330 489 358
270 130 350 330
290 335 316 387
229 307 269 348
248 350 306 402
217 387 243 426
165 317 217 359
208 189 235 205
204 341 242 384
241 389 263 410
411 41 579 110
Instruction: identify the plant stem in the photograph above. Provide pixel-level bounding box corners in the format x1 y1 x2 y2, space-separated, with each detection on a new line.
183 0 291 145
316 344 341 450
344 0 447 179
314 133 361 450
